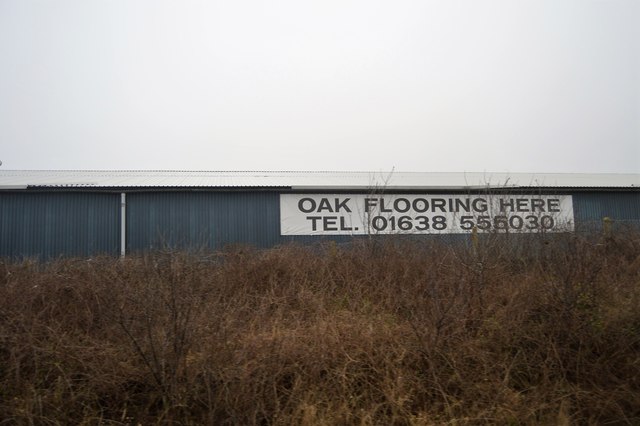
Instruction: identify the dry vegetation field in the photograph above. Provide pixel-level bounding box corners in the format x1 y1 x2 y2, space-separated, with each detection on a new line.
1 231 639 425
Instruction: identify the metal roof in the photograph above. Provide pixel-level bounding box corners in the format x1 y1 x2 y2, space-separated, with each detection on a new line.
0 170 638 190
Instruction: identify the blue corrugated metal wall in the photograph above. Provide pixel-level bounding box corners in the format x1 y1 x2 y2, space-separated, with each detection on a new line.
0 190 638 259
572 192 640 231
0 192 120 259
126 192 281 252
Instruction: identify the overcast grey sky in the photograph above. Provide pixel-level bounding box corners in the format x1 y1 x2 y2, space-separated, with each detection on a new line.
0 0 638 173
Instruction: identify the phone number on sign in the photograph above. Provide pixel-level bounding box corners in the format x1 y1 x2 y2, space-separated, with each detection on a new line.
367 214 558 232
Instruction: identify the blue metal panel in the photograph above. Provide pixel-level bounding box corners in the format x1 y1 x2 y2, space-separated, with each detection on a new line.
0 192 120 259
126 192 281 252
572 192 640 231
1 190 638 259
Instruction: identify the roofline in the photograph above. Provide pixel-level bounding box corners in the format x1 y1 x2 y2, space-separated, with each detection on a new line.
0 185 636 194
292 185 639 191
0 185 28 190
0 170 638 191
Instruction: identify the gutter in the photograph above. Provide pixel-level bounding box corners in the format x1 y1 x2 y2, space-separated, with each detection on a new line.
0 185 28 190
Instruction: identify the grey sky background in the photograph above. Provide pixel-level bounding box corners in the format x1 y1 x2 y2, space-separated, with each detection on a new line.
1 0 638 173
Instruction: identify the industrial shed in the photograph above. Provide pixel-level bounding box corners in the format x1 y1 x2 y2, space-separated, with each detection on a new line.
0 170 638 259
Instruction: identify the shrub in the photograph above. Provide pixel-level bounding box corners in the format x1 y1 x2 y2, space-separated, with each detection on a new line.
0 231 639 424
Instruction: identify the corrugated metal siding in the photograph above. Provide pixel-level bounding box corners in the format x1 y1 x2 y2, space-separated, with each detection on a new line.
126 192 281 251
572 192 640 232
0 192 120 259
1 190 638 259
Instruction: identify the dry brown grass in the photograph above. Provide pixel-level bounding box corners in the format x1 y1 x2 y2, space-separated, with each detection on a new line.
1 232 639 425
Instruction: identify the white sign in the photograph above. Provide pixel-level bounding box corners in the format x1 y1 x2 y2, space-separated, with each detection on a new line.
280 194 574 235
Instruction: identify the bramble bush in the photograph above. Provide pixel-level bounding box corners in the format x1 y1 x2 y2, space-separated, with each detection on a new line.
1 231 639 424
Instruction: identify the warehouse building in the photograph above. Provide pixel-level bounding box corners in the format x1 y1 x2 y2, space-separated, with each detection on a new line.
0 170 639 259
